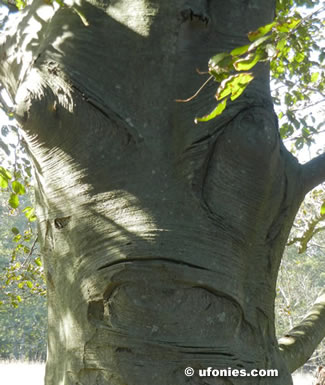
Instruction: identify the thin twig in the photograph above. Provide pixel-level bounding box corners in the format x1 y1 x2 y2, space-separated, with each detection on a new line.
175 75 213 103
22 236 39 267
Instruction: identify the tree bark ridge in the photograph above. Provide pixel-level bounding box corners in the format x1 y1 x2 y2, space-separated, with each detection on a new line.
302 153 325 194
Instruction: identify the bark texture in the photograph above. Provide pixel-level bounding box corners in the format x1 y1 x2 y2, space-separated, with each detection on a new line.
1 0 325 384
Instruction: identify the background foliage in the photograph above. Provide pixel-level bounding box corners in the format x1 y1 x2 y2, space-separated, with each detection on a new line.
276 187 325 372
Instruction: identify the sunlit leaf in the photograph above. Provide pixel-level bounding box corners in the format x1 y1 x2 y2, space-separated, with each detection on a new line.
248 21 276 42
35 258 42 267
195 98 228 123
230 74 254 101
276 18 300 33
321 202 325 215
311 72 319 83
294 51 305 63
248 35 271 52
0 166 12 180
0 175 8 189
276 38 287 51
216 73 254 101
233 52 263 71
15 0 27 10
23 206 37 222
231 45 250 56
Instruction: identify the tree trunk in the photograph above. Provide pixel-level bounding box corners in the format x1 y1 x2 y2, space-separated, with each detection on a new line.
1 0 325 384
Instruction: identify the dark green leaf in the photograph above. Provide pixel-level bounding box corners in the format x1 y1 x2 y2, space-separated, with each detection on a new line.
11 227 20 235
209 53 231 68
12 180 26 195
9 193 19 209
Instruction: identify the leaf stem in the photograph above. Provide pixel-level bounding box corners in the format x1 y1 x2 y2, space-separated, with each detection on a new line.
175 75 213 103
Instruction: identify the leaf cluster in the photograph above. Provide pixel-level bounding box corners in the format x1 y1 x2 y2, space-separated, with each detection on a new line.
180 0 324 148
0 124 44 307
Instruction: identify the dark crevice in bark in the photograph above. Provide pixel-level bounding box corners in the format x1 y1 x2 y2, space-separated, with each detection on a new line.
180 8 210 25
265 173 289 244
180 0 210 25
70 83 139 145
185 104 256 206
191 285 244 313
97 257 209 272
54 216 71 230
183 351 235 357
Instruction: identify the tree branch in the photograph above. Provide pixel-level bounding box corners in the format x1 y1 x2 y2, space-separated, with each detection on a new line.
301 152 325 194
287 214 325 253
278 290 325 373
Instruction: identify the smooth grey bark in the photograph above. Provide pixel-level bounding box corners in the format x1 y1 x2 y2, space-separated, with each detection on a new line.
1 1 325 384
302 153 325 195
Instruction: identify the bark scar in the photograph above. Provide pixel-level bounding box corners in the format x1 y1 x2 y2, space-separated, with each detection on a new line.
54 216 71 230
181 8 209 25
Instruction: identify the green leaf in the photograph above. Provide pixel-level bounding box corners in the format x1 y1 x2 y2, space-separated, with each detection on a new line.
34 258 42 267
195 98 228 123
23 246 30 254
294 51 305 63
209 70 230 83
0 175 8 189
276 18 300 33
13 234 22 242
295 138 304 150
321 202 325 215
248 35 271 52
276 38 287 51
216 73 254 101
248 21 276 42
0 166 12 180
230 74 254 101
23 206 37 222
11 227 20 235
26 281 33 289
12 180 26 195
15 0 26 9
231 44 250 56
233 52 262 71
311 72 319 83
209 52 231 67
9 193 19 209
